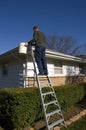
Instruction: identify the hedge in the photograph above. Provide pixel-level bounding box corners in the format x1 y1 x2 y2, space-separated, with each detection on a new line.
0 83 86 130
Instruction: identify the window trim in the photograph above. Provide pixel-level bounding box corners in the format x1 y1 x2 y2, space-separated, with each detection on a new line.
2 63 8 76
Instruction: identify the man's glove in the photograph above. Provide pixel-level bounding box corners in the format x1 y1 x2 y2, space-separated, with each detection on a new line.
28 41 31 44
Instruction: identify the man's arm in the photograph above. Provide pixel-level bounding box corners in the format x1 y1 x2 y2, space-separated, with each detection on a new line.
25 32 37 46
28 38 35 44
28 32 37 44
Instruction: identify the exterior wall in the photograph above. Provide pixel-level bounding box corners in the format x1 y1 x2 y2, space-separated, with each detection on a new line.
27 75 86 87
25 59 83 77
23 62 55 77
0 60 24 88
0 55 86 88
50 75 86 86
62 62 80 76
25 58 86 87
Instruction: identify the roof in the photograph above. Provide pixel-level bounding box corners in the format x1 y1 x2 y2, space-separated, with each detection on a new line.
0 47 25 63
0 46 86 64
76 55 86 59
46 49 86 63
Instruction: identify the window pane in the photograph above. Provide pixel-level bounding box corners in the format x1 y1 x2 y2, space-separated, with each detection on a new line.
2 64 8 76
54 61 62 74
54 67 62 74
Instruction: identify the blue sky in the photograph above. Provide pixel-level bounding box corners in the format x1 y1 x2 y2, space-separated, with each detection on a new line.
0 0 86 54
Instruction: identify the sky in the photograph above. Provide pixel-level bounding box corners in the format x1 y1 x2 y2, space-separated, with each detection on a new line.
0 0 86 54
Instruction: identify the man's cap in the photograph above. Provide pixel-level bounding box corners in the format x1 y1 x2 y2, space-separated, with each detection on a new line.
33 25 38 30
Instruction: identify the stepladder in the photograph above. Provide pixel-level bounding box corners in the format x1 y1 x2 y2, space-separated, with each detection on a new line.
26 46 66 130
23 46 36 88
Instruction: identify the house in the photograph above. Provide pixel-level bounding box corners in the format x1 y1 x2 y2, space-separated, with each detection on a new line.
0 46 86 88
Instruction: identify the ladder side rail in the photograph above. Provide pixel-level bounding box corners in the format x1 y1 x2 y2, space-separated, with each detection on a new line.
47 76 66 128
47 75 61 106
24 46 28 88
25 47 36 87
31 46 40 87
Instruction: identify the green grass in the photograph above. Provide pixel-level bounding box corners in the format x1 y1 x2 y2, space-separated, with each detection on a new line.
61 116 86 130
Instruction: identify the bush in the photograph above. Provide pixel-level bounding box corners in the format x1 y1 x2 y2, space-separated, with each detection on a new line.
0 83 86 130
55 83 86 111
0 88 41 130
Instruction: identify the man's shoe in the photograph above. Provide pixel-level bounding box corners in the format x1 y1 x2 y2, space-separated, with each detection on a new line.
38 73 44 75
44 73 48 76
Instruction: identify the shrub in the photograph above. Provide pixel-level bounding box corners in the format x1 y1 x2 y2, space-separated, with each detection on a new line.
0 83 86 130
0 88 42 130
55 83 86 111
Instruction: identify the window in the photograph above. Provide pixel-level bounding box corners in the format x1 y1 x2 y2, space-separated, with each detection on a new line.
79 65 86 75
2 63 8 76
54 61 63 74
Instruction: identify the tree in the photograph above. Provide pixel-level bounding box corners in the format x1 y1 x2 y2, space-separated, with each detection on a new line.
82 44 86 55
46 34 84 56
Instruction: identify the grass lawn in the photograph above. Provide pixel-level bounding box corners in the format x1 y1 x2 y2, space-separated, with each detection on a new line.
61 116 86 130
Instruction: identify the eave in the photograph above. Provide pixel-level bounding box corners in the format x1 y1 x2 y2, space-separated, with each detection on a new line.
0 47 86 64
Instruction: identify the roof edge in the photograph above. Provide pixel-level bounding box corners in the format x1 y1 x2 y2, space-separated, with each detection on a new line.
0 46 86 63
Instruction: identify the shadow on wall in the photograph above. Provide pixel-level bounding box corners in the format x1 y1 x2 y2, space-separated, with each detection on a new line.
65 75 84 85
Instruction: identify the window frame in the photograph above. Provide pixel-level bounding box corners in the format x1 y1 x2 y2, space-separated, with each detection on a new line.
54 61 63 75
2 63 8 76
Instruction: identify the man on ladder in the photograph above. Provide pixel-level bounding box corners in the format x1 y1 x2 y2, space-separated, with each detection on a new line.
25 25 66 130
25 25 48 75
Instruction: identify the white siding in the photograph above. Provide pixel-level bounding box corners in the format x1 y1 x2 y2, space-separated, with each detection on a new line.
23 60 81 77
0 61 23 88
63 64 80 76
23 62 54 77
23 62 37 77
0 57 84 88
48 64 54 76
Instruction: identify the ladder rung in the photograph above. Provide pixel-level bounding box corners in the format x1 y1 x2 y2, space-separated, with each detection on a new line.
27 69 34 70
40 84 48 87
49 119 64 129
28 79 36 81
44 100 57 106
38 76 48 78
42 91 54 96
29 84 34 85
38 75 47 77
46 109 61 118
